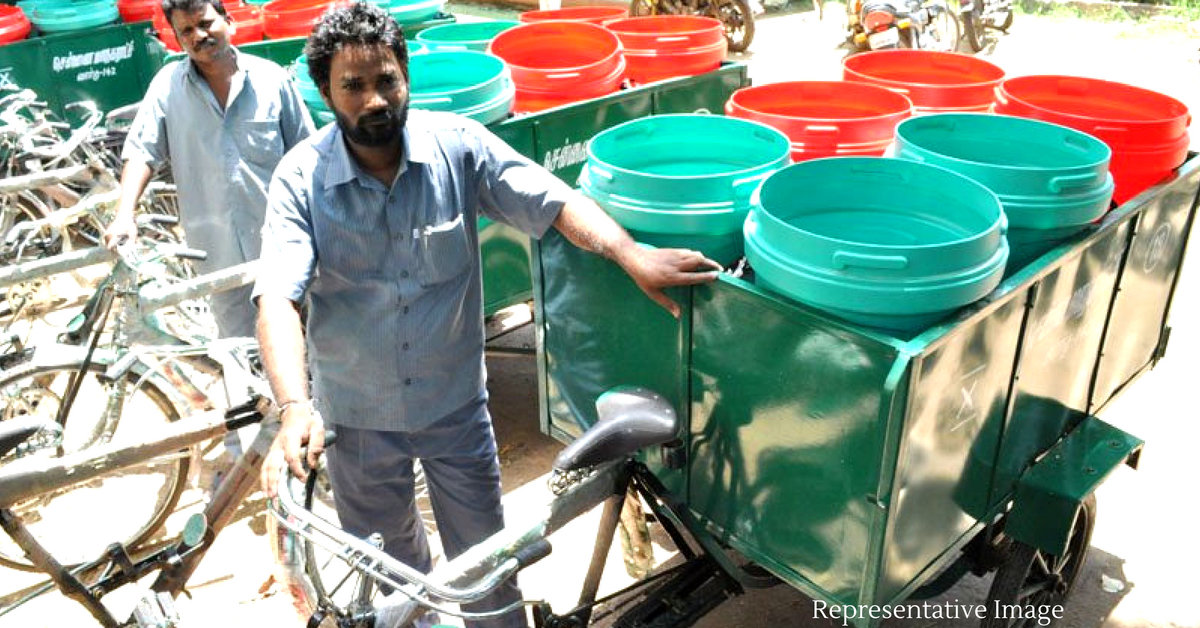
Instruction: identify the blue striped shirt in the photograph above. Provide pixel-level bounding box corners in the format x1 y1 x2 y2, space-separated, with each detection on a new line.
254 110 573 431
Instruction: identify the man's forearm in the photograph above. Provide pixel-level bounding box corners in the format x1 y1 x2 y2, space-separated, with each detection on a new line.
256 295 310 407
552 195 642 270
115 159 154 221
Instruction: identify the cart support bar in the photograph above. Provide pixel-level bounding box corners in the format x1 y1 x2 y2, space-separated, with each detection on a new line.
1006 416 1143 555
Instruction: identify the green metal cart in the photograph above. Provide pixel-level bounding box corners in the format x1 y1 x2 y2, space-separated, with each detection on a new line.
531 150 1199 625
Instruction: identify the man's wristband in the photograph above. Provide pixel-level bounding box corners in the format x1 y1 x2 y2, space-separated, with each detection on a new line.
277 399 313 414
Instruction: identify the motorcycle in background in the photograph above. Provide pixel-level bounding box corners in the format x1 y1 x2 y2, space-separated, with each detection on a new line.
630 0 756 52
959 0 1013 51
846 0 961 51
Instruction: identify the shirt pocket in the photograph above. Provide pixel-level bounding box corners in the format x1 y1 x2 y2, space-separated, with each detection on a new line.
416 214 471 286
237 118 285 169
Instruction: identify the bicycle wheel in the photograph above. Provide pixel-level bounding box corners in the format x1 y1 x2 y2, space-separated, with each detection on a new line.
272 461 438 624
0 357 189 571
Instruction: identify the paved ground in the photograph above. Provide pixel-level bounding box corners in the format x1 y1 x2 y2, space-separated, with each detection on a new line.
1 5 1198 628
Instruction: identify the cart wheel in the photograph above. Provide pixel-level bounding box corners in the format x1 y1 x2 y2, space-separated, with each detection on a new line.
982 494 1095 628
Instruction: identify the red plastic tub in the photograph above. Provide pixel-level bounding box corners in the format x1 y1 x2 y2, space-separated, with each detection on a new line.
604 16 724 84
726 81 913 162
263 0 341 39
488 21 625 113
227 4 265 44
517 5 626 25
0 5 32 45
118 0 157 23
842 50 1004 114
994 75 1191 205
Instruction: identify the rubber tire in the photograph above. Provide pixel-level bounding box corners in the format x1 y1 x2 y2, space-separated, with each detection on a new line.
629 0 657 15
0 358 188 571
272 462 437 619
711 0 755 52
922 5 961 52
994 8 1013 31
981 495 1096 628
963 5 986 51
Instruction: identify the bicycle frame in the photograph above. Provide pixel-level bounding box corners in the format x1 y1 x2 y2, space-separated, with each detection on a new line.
0 397 275 628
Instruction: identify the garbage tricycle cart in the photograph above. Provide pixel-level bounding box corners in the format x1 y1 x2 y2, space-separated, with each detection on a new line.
518 150 1199 627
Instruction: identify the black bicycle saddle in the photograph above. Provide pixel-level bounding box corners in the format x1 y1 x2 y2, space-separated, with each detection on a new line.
552 387 678 473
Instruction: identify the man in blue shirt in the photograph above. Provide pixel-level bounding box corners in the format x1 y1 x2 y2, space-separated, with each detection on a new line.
254 5 720 627
104 0 313 338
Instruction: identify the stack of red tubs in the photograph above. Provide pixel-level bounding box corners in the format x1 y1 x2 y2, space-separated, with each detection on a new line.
994 75 1191 205
604 16 724 84
153 1 265 51
489 21 625 113
726 81 913 162
517 5 626 24
0 5 32 46
842 50 1005 114
262 0 342 39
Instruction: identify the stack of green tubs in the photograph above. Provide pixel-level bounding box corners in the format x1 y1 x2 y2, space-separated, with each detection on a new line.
579 114 791 267
893 113 1115 272
744 157 1009 334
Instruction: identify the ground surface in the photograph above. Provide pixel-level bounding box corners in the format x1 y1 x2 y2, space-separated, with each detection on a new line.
1 5 1198 628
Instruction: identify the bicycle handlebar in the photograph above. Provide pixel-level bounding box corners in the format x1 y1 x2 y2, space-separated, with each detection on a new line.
264 454 629 623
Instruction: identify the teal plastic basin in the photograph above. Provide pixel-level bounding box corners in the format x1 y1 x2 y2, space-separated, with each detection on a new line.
389 0 441 25
744 157 1008 334
894 113 1113 271
579 114 791 266
415 20 518 52
23 0 118 32
409 51 514 124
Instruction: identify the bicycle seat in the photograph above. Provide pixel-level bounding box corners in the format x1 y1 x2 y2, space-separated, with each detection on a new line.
0 416 56 460
553 387 678 473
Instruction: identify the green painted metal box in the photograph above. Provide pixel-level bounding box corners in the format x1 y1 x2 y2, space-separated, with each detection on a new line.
533 154 1200 622
0 21 166 123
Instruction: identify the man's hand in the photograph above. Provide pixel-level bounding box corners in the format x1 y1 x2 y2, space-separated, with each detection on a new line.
620 245 723 318
553 196 724 317
102 214 137 251
261 402 324 498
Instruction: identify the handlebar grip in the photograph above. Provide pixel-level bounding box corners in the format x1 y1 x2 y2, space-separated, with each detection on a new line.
512 538 552 569
173 248 209 261
138 213 179 226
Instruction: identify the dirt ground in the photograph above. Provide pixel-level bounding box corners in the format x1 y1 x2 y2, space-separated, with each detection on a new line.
2 4 1199 628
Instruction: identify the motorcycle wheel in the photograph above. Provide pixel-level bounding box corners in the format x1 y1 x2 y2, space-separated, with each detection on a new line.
922 5 961 52
629 0 657 15
993 8 1013 31
709 0 755 52
962 4 986 51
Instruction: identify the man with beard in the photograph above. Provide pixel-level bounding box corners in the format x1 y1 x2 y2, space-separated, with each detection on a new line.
104 0 313 339
254 4 720 627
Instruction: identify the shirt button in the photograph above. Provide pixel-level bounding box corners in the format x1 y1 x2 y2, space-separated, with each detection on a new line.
400 270 409 278
402 306 409 314
404 378 412 386
402 342 410 350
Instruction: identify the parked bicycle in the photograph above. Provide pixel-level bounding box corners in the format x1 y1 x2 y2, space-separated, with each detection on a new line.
0 237 257 574
0 394 275 628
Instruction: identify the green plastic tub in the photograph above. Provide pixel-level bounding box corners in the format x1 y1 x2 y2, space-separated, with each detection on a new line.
894 113 1114 271
414 20 518 52
744 157 1008 333
21 0 118 32
409 50 514 125
579 114 791 266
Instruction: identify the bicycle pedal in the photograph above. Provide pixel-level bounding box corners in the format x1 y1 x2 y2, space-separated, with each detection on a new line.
131 591 181 628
